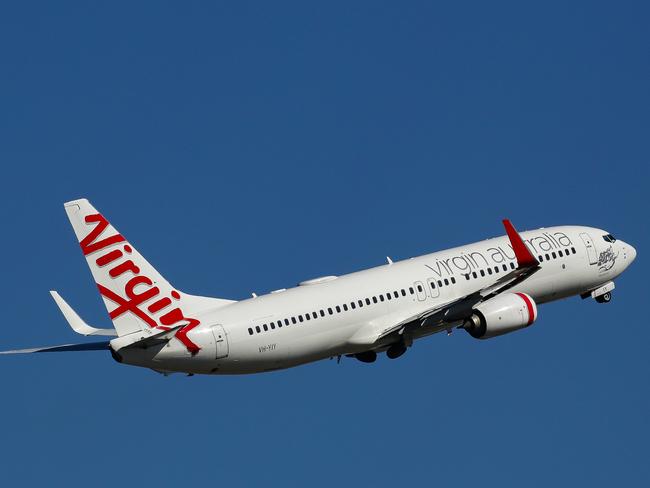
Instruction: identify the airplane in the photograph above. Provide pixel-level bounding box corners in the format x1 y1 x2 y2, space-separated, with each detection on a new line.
0 199 637 375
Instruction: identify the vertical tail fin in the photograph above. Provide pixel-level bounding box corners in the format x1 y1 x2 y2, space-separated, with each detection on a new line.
64 199 234 353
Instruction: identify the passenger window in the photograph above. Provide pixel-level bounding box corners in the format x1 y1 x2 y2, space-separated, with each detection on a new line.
248 327 253 335
336 306 341 313
365 298 371 305
443 278 449 285
358 300 363 307
386 293 392 300
545 253 550 260
351 302 356 309
320 310 325 317
465 274 470 280
538 255 543 262
299 316 304 323
480 270 485 277
552 252 557 259
417 285 423 292
284 319 290 326
342 304 347 311
255 326 261 333
558 250 563 257
277 320 282 328
394 291 399 298
373 296 378 303
502 264 507 271
409 287 414 295
487 268 492 275
312 312 317 319
263 324 268 331
572 247 576 254
379 295 385 302
270 323 275 329
328 307 333 315
510 262 515 269
437 280 442 287
305 314 310 321
431 281 436 289
472 272 477 278
401 289 406 296
451 277 456 284
494 266 499 273
292 317 297 324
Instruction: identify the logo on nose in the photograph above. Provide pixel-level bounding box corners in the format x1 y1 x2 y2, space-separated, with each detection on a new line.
597 246 618 272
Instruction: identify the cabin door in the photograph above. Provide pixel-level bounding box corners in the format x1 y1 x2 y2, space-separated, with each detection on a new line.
211 325 229 359
579 233 598 265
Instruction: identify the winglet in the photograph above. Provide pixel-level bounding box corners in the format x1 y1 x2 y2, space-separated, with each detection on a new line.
50 291 117 337
502 220 539 268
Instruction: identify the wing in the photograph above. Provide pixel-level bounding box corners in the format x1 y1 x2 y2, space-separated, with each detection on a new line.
376 219 540 342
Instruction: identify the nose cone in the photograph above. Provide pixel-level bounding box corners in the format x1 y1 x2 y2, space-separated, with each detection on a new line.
628 244 637 264
620 241 637 267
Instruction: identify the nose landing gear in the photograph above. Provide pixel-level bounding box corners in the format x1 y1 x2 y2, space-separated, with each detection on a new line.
595 291 612 304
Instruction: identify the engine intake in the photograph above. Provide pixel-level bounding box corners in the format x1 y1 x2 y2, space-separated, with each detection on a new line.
463 292 537 339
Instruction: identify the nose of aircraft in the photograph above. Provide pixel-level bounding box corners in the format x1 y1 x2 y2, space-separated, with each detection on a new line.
628 243 637 264
620 241 637 266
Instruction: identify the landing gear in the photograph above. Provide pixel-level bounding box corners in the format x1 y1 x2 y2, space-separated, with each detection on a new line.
386 343 407 359
355 350 377 363
595 292 612 304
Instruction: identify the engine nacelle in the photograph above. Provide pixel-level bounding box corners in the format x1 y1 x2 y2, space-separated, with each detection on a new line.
463 293 537 340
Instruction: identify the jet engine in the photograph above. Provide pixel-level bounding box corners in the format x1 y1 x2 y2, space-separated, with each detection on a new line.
463 293 537 339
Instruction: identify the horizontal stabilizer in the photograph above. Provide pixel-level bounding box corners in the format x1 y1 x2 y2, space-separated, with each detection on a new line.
0 341 110 355
110 324 184 351
50 291 117 336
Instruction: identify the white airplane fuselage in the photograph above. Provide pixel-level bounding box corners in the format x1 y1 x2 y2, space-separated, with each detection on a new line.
114 225 636 375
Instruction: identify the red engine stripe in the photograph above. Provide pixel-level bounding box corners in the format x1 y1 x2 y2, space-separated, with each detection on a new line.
516 293 535 325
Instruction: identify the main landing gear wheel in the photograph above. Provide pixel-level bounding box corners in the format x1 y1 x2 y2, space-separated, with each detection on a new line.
386 343 407 359
595 292 612 304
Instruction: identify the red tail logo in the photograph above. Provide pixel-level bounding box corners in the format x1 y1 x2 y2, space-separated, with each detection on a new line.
81 214 201 355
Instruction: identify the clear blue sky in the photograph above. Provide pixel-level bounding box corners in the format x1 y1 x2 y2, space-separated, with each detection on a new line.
0 2 648 486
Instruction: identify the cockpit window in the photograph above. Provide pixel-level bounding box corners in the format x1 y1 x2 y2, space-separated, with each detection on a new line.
602 234 617 243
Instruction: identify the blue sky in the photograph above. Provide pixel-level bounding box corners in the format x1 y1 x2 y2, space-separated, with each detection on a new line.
0 2 648 486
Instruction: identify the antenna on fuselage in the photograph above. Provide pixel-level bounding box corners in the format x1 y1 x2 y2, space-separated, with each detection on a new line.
386 256 393 265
